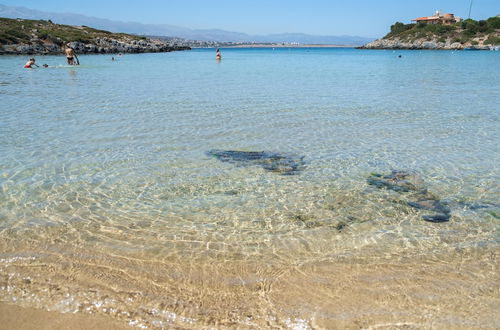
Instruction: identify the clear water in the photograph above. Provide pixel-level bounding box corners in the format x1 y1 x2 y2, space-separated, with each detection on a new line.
0 48 499 328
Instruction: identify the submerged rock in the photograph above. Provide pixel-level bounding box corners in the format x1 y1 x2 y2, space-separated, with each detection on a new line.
457 201 497 210
406 191 451 214
207 150 305 175
367 171 451 223
407 191 451 223
367 170 423 192
422 214 451 223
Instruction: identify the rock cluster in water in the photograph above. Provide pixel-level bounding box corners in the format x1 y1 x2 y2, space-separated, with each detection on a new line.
367 170 451 223
207 150 305 175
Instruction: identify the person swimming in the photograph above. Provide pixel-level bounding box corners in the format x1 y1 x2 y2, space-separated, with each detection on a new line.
216 48 222 60
23 58 39 69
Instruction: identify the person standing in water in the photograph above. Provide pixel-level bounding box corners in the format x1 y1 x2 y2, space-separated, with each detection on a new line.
215 48 222 60
65 44 79 65
23 58 39 68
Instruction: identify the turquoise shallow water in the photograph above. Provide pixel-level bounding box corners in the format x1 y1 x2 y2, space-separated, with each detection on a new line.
0 48 499 328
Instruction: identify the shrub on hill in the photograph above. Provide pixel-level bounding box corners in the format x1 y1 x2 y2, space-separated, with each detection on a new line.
486 16 500 29
484 36 500 45
385 22 415 38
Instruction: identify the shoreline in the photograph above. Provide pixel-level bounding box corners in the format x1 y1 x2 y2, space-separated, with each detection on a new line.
360 37 499 51
356 45 496 51
1 250 497 328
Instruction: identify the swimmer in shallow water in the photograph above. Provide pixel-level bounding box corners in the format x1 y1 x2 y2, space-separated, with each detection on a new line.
216 48 222 60
23 58 39 68
65 44 80 65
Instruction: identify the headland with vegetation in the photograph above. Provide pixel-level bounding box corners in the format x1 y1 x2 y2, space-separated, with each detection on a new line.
361 15 500 50
0 17 190 55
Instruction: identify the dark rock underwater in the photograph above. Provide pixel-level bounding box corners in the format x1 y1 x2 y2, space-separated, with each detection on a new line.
206 150 305 175
367 170 452 223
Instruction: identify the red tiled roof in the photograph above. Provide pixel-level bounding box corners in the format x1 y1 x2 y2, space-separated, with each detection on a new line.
413 16 439 21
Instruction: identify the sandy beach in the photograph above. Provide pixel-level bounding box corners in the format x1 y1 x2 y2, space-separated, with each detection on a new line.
1 249 498 328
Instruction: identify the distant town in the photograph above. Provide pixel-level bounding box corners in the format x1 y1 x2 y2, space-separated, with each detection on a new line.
151 36 349 48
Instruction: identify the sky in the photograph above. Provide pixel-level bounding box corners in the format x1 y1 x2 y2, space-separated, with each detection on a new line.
1 0 499 37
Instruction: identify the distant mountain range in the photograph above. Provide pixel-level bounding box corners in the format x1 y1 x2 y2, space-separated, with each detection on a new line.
0 4 374 45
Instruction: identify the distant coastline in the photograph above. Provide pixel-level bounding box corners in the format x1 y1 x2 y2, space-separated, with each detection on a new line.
223 44 355 48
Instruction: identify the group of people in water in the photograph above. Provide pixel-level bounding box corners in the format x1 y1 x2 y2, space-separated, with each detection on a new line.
23 43 79 69
24 45 223 68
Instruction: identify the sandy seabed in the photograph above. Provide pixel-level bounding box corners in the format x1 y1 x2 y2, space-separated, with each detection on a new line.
0 302 127 329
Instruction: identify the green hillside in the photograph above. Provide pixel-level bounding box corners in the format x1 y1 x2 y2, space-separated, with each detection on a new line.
0 17 145 45
384 16 500 45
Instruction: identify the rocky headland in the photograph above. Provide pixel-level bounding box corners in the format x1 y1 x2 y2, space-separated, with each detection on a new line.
0 17 190 55
360 16 500 50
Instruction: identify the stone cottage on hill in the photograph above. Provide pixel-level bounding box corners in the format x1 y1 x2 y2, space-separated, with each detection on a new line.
412 11 462 25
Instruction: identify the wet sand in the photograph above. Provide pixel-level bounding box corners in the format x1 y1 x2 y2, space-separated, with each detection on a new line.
1 246 498 328
0 302 128 330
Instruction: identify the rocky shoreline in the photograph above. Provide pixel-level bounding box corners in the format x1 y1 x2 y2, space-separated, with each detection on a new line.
359 16 500 51
0 37 190 55
359 36 499 50
0 17 190 55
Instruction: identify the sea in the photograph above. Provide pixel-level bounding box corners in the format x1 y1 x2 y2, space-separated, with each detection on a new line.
0 48 499 328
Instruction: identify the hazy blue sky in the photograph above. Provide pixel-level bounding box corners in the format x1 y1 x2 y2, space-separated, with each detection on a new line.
2 0 499 37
